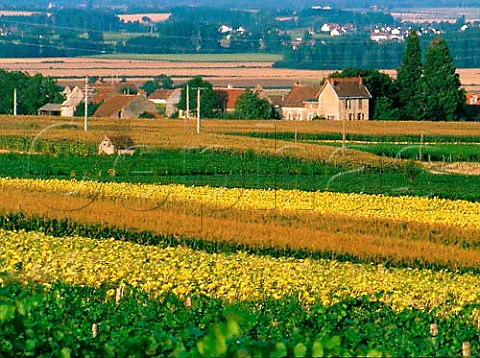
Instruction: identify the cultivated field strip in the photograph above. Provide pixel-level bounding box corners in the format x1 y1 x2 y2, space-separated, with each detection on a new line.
3 177 480 229
1 178 480 270
1 228 479 315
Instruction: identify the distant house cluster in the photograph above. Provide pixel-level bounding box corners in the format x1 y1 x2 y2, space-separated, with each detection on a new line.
38 77 373 121
320 23 355 37
370 26 404 42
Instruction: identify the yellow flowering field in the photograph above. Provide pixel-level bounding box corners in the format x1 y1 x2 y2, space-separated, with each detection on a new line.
1 228 478 315
2 177 480 229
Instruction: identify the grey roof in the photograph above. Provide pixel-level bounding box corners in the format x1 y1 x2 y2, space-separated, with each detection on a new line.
326 78 372 99
38 103 62 111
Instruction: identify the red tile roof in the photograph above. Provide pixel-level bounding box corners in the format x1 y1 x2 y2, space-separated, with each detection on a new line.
149 88 175 100
91 82 140 104
215 88 246 110
282 84 321 108
93 95 138 117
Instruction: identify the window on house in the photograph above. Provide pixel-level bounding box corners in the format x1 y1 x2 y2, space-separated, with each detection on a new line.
307 112 314 120
287 112 293 120
358 99 363 109
349 113 353 120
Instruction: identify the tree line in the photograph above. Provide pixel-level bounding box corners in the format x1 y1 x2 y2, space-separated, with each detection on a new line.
2 5 480 70
0 70 62 115
277 28 480 70
329 32 466 121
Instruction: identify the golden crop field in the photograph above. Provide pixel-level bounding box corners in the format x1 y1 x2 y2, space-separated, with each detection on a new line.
4 115 480 147
2 228 479 312
1 176 480 271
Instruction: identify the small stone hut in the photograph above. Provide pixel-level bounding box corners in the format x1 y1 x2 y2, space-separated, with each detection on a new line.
98 135 135 155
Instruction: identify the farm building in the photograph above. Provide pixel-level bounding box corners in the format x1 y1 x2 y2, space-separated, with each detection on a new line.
281 83 321 120
37 103 62 116
281 77 371 120
215 84 283 117
93 94 157 119
98 135 136 155
38 85 85 117
318 77 371 120
148 88 181 117
215 87 246 114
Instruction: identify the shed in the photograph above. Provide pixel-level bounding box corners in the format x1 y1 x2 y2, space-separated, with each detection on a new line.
98 135 136 155
38 103 62 116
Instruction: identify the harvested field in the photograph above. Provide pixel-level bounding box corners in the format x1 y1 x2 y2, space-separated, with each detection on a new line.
0 57 479 89
0 57 330 88
391 7 480 23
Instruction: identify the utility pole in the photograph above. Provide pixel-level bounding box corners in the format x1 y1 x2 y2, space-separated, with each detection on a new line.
84 76 89 132
195 87 207 134
197 87 201 133
13 88 17 116
186 84 190 120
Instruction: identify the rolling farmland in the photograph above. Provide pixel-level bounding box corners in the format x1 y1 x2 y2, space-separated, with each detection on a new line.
1 115 480 356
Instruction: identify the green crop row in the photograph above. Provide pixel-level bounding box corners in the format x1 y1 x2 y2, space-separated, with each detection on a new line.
231 131 480 144
0 135 96 156
348 143 480 162
231 131 480 162
0 277 478 357
2 147 480 201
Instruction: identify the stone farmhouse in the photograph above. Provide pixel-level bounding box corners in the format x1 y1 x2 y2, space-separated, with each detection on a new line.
281 77 372 121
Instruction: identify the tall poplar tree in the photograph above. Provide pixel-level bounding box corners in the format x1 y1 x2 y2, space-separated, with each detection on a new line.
422 38 465 121
396 30 423 120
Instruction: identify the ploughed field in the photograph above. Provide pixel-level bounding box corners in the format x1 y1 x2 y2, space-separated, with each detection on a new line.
1 116 480 357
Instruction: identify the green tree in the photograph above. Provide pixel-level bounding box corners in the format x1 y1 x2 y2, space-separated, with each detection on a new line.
177 77 217 118
141 74 173 96
0 70 62 115
421 37 466 121
234 89 272 119
373 97 401 120
396 30 423 120
19 74 63 115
